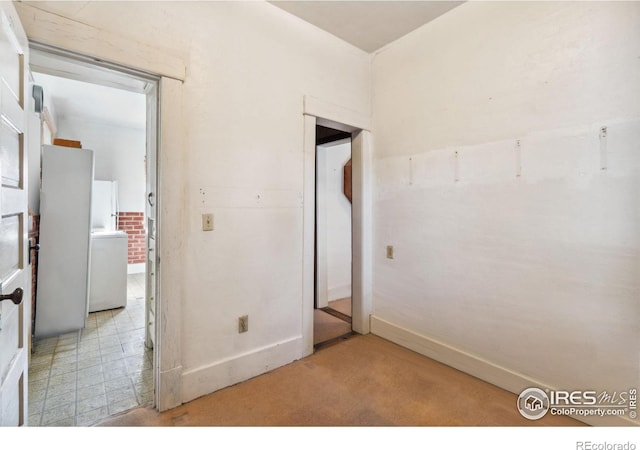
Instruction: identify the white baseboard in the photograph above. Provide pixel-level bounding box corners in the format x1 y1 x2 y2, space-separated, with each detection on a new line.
370 315 637 427
180 336 303 404
328 284 351 302
127 263 145 274
158 365 183 412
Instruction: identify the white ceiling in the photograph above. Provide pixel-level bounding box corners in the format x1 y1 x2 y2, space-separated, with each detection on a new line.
24 1 463 54
32 72 147 131
269 1 464 52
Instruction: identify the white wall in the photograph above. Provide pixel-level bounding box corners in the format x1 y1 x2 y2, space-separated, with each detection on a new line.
27 91 57 214
316 140 352 307
26 106 42 213
56 118 146 212
372 1 640 424
176 4 369 400
320 141 352 301
16 1 372 403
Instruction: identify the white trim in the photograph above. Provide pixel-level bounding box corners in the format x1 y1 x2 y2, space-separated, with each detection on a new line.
19 28 184 412
181 336 302 403
158 365 182 412
370 315 636 427
350 130 372 334
14 3 186 81
301 115 316 356
302 100 373 350
155 76 184 411
303 95 371 132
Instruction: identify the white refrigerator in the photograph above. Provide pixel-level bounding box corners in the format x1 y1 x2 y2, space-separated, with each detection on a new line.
35 145 95 338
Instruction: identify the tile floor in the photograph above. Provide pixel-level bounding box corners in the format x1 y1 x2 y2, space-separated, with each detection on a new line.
27 273 154 427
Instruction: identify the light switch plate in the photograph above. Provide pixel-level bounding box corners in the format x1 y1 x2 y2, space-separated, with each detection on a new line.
202 213 214 231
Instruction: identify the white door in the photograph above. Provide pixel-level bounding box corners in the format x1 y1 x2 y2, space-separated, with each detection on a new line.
144 82 157 349
0 3 29 427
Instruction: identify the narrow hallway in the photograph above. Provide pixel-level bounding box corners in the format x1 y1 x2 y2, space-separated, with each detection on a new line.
27 273 153 426
313 297 352 347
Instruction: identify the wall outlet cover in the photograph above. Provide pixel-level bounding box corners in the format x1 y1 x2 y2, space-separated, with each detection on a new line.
238 315 248 333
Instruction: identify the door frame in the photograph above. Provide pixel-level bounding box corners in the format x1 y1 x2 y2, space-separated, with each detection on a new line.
28 41 161 393
14 2 187 410
302 96 373 356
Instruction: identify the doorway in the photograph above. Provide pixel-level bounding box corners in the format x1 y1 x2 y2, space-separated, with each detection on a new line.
302 101 373 356
313 125 354 348
25 45 159 426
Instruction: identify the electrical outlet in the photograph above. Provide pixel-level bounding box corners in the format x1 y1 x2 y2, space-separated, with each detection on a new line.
238 315 248 333
202 213 214 231
386 245 394 259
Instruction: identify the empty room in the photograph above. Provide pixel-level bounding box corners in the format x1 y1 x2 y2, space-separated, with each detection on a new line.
0 0 638 445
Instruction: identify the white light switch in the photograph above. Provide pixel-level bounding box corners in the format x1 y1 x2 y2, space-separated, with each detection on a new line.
202 213 214 231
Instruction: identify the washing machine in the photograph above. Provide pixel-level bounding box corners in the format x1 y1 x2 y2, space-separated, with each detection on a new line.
89 230 128 312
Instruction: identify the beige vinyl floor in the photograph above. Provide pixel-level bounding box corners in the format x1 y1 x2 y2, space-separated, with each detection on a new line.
97 333 582 427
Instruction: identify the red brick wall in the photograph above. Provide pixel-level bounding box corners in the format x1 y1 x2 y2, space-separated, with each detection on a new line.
117 212 146 264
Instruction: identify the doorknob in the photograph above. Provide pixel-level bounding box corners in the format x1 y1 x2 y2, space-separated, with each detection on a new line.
0 288 23 305
147 192 155 207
